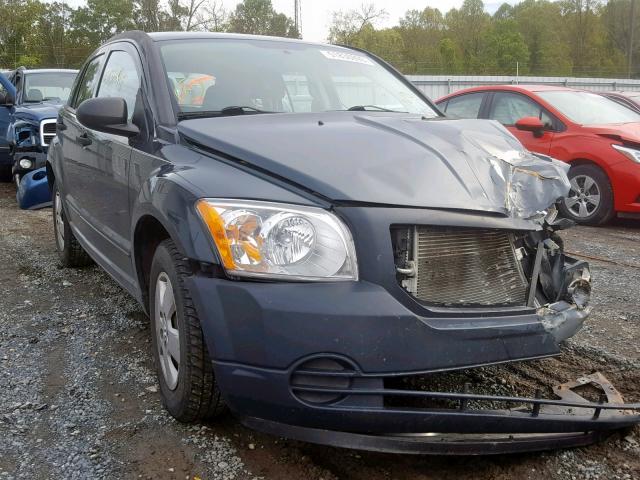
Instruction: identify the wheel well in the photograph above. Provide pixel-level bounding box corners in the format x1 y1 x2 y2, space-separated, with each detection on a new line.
568 158 606 173
134 215 170 312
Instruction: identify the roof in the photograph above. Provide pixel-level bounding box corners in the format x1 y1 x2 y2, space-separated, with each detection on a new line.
19 68 78 74
117 30 338 49
436 84 579 102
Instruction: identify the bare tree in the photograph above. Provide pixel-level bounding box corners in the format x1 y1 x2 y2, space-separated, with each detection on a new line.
184 0 206 30
196 0 227 31
328 3 387 44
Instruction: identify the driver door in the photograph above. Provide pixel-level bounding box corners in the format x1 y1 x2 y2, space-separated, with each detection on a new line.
73 45 142 289
487 91 554 155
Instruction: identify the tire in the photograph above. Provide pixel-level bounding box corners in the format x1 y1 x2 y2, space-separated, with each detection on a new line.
52 182 93 267
149 239 226 422
558 164 615 226
0 165 11 182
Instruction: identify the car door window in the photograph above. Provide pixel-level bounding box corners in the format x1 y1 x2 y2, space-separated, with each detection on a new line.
97 50 140 121
490 92 553 127
71 55 104 108
443 92 484 118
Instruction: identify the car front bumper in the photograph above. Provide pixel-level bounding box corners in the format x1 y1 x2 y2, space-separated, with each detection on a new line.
12 149 47 179
611 159 640 215
184 273 639 454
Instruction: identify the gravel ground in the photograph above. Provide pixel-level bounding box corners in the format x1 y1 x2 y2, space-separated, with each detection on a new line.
0 181 639 479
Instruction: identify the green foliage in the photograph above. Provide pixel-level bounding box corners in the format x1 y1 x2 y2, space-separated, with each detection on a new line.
228 0 299 38
0 0 297 69
330 0 637 78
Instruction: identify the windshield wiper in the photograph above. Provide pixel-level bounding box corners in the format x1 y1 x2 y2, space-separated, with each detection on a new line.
178 106 274 120
220 105 273 115
346 105 404 112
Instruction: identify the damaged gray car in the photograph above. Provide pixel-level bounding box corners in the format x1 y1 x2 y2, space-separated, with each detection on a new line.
49 32 640 455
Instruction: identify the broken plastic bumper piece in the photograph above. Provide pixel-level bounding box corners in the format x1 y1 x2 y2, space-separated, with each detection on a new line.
242 372 640 455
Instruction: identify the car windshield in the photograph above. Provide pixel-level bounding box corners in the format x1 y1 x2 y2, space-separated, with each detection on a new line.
159 38 438 117
538 90 640 125
23 72 76 103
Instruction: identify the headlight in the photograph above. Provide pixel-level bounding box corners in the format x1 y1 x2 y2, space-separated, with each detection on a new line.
196 199 358 281
19 158 33 169
612 144 640 164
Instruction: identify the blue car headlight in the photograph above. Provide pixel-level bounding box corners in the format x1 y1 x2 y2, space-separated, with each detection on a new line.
196 199 358 281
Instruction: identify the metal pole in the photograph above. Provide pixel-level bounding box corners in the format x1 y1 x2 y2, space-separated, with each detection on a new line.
294 0 301 35
629 0 636 78
62 0 65 67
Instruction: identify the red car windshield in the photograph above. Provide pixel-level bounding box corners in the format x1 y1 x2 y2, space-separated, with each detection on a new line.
538 90 640 125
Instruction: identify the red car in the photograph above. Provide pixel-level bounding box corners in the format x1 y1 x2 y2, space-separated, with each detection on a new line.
436 85 640 224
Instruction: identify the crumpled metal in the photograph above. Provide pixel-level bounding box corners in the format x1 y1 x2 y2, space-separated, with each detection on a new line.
466 126 571 221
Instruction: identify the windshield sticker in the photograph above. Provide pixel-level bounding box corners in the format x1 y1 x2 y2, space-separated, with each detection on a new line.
320 50 374 66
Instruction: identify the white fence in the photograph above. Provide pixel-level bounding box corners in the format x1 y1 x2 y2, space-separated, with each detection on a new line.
407 75 640 100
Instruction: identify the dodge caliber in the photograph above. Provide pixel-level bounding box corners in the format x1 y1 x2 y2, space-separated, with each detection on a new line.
47 31 640 454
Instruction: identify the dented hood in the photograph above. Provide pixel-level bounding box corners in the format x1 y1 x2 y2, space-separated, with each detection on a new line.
178 112 570 219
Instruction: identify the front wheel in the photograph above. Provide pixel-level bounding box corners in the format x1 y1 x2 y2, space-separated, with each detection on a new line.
558 164 615 225
149 239 226 422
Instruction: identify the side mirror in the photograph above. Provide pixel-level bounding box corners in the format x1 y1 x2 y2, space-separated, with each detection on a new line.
0 89 14 107
515 116 545 138
77 97 139 137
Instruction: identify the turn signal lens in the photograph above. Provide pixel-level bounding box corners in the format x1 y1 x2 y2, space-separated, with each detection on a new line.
196 199 358 281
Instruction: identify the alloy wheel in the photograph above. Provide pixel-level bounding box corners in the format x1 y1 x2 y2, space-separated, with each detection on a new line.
155 272 180 390
564 174 601 219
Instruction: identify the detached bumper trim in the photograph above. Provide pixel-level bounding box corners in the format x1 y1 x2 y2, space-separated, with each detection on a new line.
241 416 613 455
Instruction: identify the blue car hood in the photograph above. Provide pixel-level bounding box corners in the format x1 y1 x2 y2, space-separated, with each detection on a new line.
178 112 570 219
14 101 63 122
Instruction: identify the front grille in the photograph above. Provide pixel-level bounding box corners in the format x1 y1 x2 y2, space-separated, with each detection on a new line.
394 227 528 307
39 119 57 146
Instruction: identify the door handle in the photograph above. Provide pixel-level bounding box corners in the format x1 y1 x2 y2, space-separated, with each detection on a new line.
77 133 92 147
56 120 66 131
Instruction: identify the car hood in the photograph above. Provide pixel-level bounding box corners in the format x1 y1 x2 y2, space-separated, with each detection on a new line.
14 101 63 122
178 112 570 219
582 122 640 141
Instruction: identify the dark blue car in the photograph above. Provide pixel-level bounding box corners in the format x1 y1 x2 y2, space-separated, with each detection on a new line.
47 31 640 454
0 67 77 184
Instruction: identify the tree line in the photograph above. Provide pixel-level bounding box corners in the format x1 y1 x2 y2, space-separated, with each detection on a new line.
331 0 640 78
0 0 299 69
1 0 639 78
